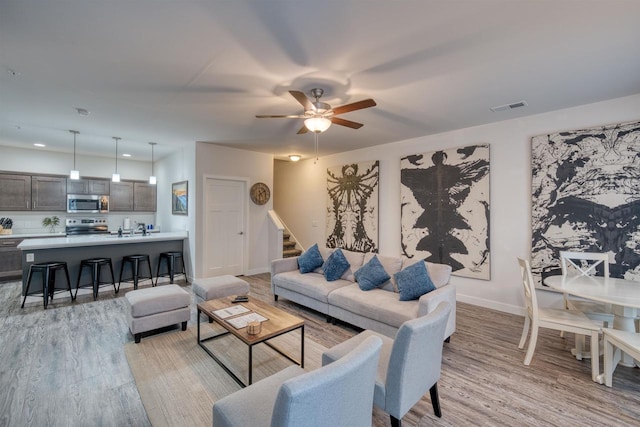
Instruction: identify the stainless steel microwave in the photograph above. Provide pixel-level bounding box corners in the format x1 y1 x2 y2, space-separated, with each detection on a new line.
67 194 109 213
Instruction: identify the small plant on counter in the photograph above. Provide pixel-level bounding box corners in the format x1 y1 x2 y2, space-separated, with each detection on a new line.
42 216 60 233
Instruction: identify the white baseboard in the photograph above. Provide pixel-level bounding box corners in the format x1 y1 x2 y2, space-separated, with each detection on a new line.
246 267 269 276
457 294 526 317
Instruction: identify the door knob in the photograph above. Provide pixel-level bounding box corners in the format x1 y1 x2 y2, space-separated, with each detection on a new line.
238 231 244 235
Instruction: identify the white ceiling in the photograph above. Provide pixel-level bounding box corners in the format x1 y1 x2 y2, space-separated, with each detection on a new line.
1 1 640 162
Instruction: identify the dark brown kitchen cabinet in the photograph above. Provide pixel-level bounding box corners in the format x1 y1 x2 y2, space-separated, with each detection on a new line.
0 174 31 210
66 178 110 195
110 181 134 211
0 238 24 281
31 176 67 211
133 182 157 211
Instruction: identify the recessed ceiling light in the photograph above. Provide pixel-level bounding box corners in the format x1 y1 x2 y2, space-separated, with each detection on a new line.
75 107 90 116
289 154 301 162
33 143 46 147
122 153 132 157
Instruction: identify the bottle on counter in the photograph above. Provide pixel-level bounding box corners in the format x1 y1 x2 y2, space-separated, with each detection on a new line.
118 226 123 237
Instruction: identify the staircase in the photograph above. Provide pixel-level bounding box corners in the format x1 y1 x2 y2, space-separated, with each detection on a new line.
282 232 302 258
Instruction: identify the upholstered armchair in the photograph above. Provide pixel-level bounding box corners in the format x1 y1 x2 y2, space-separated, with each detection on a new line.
322 302 451 427
212 335 382 427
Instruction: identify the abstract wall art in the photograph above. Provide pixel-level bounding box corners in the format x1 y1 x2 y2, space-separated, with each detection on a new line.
326 160 379 253
531 119 640 281
401 145 491 279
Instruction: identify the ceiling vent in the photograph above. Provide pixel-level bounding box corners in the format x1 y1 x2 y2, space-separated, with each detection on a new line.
490 100 528 112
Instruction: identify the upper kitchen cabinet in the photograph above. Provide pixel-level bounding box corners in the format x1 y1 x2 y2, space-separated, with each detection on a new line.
0 174 31 210
67 178 110 195
32 176 67 211
133 182 157 212
109 181 134 211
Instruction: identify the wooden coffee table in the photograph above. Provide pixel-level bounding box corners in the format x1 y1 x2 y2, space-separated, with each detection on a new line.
197 296 304 387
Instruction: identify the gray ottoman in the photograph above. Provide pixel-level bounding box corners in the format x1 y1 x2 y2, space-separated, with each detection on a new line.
192 275 250 303
125 284 190 343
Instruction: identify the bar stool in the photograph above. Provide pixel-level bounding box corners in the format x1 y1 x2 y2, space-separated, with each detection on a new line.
119 254 153 290
75 257 117 300
21 261 73 309
155 251 188 285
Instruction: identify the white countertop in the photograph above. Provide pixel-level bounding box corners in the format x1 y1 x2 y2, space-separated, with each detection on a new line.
0 232 67 239
18 231 188 250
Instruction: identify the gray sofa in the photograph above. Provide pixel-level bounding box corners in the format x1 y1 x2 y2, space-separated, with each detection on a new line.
271 248 456 339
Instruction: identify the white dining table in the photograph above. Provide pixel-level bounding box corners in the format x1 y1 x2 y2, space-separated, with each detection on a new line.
544 275 640 371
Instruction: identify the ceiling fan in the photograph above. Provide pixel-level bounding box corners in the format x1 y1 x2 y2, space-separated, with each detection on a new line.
256 88 377 134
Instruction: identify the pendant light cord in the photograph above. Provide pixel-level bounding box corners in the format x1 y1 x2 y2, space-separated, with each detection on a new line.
314 132 319 164
113 137 120 173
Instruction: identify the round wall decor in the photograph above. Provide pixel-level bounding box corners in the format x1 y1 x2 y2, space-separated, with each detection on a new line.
250 182 270 205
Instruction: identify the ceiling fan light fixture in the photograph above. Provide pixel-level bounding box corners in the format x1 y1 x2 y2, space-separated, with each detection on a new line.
289 154 301 162
304 117 331 133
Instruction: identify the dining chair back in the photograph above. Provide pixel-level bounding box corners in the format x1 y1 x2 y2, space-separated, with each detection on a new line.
559 251 613 328
560 251 609 277
517 258 602 381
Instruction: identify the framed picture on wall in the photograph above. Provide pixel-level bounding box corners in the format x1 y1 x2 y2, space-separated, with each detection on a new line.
172 180 188 215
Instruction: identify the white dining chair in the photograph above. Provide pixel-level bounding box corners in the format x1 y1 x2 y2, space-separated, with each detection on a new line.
560 251 614 328
602 328 640 387
517 258 602 381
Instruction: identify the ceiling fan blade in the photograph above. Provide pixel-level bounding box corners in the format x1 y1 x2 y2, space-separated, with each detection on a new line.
289 90 315 111
331 117 364 129
296 125 309 134
331 99 377 115
256 114 305 118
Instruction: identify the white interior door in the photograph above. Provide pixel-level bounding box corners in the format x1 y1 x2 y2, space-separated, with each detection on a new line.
204 178 246 277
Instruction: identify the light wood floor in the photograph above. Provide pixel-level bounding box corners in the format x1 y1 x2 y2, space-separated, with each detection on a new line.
0 274 638 426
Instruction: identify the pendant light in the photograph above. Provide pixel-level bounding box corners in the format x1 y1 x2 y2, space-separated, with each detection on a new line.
148 142 157 185
112 136 121 182
69 130 80 179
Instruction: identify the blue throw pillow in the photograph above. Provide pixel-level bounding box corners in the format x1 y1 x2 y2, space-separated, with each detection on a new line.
323 249 350 281
394 261 436 301
298 244 324 273
355 255 391 291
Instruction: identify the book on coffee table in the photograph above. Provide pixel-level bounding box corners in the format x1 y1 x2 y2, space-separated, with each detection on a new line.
212 305 250 319
226 312 268 329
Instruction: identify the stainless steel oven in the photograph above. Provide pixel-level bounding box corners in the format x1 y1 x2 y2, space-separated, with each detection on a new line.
67 195 109 213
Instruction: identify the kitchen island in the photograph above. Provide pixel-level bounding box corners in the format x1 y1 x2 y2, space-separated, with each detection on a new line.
18 231 188 296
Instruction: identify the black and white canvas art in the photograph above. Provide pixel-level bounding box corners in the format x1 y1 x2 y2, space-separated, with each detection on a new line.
326 161 379 253
401 145 491 280
531 119 640 281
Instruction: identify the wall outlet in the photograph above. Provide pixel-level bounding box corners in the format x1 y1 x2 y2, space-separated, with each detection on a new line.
24 221 32 228
26 253 34 262
312 220 318 228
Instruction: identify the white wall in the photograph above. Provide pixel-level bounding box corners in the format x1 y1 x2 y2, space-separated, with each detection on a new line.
274 94 640 315
0 145 151 180
154 142 197 279
195 143 274 276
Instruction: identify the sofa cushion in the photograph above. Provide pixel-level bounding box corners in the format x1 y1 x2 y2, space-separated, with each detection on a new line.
395 261 436 301
328 284 418 328
363 253 403 292
339 249 366 282
298 244 324 273
355 255 390 291
273 270 351 303
323 249 351 281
